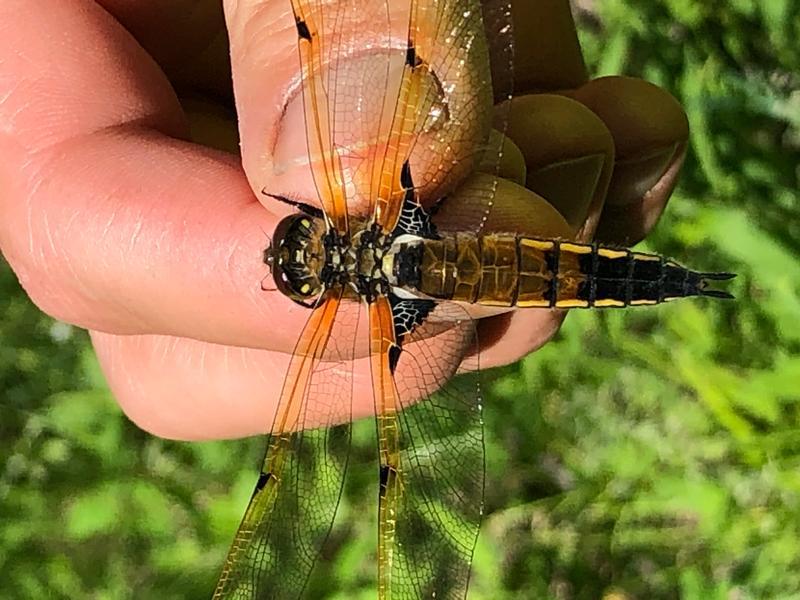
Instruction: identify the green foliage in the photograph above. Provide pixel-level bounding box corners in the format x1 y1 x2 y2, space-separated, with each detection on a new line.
2 0 799 598
0 264 260 598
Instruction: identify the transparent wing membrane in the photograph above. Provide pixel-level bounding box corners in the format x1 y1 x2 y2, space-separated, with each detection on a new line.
287 0 513 229
217 0 514 597
213 291 361 599
366 298 484 599
388 303 483 599
373 0 514 233
429 0 514 235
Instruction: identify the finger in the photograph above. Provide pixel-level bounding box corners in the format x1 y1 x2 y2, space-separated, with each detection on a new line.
567 76 690 245
434 174 571 238
93 330 379 441
92 331 291 440
223 0 352 207
97 324 461 440
511 0 588 94
479 129 527 186
102 309 557 439
0 1 306 353
499 94 615 240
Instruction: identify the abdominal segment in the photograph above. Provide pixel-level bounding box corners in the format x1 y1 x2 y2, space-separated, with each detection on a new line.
410 234 733 308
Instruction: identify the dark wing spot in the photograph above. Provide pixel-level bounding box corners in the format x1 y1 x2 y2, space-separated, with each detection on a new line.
296 19 312 41
400 160 413 190
406 44 419 67
253 471 272 496
379 464 397 494
388 344 402 374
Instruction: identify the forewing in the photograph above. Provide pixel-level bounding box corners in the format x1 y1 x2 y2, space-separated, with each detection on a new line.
289 0 351 234
434 0 515 235
372 0 515 234
370 298 483 599
288 0 401 228
213 289 362 599
289 0 511 232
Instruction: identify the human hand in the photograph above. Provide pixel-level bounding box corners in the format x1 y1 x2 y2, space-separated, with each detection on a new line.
0 0 687 441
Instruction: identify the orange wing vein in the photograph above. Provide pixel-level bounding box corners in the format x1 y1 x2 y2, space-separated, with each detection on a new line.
369 296 404 599
371 0 428 233
369 297 486 599
290 0 349 234
213 288 356 599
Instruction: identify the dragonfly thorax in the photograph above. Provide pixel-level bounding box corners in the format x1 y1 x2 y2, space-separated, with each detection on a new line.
267 214 417 306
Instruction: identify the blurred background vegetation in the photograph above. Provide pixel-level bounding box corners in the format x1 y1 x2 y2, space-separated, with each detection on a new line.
2 1 799 598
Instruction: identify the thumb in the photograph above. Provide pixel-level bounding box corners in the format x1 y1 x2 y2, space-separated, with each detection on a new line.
224 0 497 217
224 0 309 214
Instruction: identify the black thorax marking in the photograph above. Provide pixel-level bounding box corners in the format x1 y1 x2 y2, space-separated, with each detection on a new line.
352 223 393 302
387 296 436 373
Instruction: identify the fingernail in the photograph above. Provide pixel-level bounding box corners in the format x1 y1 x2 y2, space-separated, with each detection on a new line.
568 76 690 209
605 142 683 206
527 151 606 231
503 94 614 234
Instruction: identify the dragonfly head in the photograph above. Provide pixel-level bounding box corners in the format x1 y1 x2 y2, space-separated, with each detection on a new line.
264 215 326 305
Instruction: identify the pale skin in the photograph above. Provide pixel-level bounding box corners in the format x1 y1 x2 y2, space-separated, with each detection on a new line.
0 0 689 440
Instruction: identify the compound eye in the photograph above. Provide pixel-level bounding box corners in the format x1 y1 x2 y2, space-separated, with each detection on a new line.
269 262 291 296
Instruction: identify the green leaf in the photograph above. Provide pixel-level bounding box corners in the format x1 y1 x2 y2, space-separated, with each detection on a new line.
65 484 123 540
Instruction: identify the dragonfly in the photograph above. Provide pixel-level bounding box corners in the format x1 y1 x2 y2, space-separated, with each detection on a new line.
213 0 734 598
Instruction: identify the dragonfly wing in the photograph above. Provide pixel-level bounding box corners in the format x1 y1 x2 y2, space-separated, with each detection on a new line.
289 0 352 233
371 0 514 234
288 0 404 225
213 289 362 599
370 296 483 599
289 0 511 232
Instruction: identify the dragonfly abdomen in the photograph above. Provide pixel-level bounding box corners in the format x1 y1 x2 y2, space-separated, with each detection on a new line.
411 234 733 308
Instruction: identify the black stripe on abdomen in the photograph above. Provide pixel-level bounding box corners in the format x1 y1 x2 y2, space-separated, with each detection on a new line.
574 248 699 307
517 239 732 309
